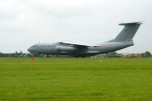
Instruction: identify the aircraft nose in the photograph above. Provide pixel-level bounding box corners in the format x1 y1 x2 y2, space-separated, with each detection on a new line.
28 47 31 52
28 47 33 53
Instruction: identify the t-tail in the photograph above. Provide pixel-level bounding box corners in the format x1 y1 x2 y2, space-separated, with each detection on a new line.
112 22 142 42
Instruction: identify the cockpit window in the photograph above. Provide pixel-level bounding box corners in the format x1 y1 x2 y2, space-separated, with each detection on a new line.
32 45 37 48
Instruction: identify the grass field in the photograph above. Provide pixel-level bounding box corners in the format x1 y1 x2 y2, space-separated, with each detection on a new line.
0 58 152 101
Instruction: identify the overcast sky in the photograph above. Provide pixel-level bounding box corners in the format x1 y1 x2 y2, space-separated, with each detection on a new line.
0 0 152 53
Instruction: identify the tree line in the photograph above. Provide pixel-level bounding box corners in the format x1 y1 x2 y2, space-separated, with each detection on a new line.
0 51 151 58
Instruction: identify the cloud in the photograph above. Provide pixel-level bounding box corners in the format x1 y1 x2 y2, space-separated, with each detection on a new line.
0 0 152 53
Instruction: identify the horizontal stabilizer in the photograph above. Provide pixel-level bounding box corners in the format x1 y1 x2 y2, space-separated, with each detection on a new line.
119 22 143 25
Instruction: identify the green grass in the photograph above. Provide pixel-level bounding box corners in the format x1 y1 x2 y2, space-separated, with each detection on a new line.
0 58 152 101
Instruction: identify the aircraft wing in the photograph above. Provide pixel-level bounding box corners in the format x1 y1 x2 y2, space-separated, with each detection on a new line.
58 42 89 48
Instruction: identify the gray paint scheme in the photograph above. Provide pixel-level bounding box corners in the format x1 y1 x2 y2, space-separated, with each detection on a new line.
28 22 142 57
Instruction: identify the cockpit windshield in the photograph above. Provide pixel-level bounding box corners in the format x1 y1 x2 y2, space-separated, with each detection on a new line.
31 45 37 48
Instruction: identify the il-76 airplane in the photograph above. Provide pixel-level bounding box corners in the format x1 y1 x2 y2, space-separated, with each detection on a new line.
28 22 142 57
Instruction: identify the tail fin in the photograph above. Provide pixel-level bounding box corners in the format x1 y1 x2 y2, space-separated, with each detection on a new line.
113 22 142 42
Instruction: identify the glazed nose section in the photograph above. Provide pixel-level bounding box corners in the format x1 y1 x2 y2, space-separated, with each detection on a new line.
28 47 31 52
28 47 34 53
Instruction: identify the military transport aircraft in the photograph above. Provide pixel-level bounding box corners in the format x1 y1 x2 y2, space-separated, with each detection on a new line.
28 22 142 57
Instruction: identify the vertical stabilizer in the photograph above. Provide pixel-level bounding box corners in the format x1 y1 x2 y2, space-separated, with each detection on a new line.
113 22 142 42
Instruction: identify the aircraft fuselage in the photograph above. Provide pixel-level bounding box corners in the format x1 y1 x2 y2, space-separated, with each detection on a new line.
28 41 133 57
